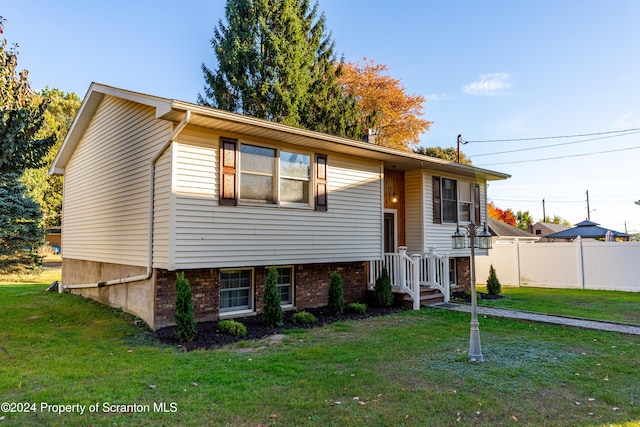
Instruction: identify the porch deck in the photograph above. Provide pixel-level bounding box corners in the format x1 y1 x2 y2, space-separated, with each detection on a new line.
368 247 450 310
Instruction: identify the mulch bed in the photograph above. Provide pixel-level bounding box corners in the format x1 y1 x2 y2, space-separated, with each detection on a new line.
155 305 405 351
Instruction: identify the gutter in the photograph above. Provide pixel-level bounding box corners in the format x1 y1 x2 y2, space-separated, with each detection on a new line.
62 110 191 291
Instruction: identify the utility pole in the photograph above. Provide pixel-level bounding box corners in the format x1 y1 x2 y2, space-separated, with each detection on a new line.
586 190 590 220
542 198 546 222
456 134 469 163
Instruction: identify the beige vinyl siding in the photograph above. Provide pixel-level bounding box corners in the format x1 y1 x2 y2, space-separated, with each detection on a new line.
62 96 171 266
423 173 488 256
404 169 424 253
152 147 172 268
170 133 382 269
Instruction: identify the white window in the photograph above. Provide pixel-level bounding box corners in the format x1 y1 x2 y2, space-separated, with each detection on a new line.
449 258 457 287
442 178 457 223
280 151 310 204
220 268 254 313
239 144 311 206
459 182 472 222
240 144 276 203
276 266 294 306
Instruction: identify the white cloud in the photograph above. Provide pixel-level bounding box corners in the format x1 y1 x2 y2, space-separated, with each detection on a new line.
616 109 640 128
425 93 456 102
463 73 513 96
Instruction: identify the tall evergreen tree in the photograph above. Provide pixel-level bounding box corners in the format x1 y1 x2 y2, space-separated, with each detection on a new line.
199 0 361 138
0 17 55 272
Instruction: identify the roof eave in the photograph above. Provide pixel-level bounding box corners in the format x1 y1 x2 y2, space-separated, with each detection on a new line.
167 100 510 182
50 83 510 183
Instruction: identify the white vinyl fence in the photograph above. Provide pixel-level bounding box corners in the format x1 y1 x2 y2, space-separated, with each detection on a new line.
475 237 640 292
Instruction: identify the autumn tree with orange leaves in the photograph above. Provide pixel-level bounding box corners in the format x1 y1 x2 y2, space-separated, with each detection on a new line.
340 58 432 151
488 202 516 226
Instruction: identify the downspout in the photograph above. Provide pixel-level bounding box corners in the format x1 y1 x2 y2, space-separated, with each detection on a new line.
63 110 191 290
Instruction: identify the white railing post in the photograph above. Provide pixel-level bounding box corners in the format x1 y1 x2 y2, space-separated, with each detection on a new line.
398 246 408 290
428 248 437 287
411 254 421 310
442 253 450 302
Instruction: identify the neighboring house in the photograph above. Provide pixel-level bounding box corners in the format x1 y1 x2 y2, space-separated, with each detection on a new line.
44 227 61 254
544 220 630 241
487 218 538 244
50 83 510 330
529 221 570 242
475 218 538 284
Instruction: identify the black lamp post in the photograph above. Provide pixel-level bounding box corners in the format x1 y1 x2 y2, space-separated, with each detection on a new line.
452 222 492 362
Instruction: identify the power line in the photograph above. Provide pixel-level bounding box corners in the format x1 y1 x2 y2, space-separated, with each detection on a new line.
471 130 640 158
466 127 640 143
476 145 640 167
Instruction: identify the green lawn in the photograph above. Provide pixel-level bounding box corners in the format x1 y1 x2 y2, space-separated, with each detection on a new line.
476 286 640 325
1 283 639 426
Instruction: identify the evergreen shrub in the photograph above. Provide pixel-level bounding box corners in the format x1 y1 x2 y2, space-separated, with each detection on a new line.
262 266 284 327
328 272 344 315
486 264 502 295
374 267 393 307
174 272 197 342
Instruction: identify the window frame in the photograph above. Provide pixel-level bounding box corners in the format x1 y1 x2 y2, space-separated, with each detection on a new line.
275 266 294 308
441 177 458 223
219 268 255 316
237 141 313 208
458 182 473 223
433 176 482 225
449 257 458 287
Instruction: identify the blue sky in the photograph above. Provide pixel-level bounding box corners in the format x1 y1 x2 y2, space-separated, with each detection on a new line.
4 0 640 232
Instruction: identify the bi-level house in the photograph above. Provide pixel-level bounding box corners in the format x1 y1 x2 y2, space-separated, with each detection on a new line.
50 83 509 330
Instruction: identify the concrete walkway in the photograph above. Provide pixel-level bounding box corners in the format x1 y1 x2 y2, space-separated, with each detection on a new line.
431 302 640 336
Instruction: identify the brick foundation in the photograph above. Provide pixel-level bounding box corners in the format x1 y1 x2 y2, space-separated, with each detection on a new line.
294 262 367 309
153 261 367 329
154 269 219 329
456 257 471 290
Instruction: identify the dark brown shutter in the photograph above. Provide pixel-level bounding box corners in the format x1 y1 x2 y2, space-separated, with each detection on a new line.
219 137 238 206
315 154 327 211
474 184 481 225
432 176 441 224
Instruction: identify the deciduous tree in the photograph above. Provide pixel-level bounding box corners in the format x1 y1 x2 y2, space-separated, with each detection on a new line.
414 146 472 165
340 58 432 151
21 88 81 229
516 210 534 231
488 202 516 226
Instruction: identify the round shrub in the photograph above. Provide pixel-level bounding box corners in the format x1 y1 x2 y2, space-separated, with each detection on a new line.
217 319 247 337
346 302 367 314
292 310 317 325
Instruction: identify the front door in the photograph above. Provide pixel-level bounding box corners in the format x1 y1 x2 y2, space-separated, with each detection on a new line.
384 211 397 253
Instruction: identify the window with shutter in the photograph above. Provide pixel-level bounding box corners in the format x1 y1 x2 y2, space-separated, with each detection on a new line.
219 138 322 209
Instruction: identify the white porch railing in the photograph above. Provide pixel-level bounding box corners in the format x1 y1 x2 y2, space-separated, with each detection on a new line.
368 246 450 309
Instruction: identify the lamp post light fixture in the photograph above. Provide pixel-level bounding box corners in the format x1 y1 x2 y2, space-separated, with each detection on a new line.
451 222 492 362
